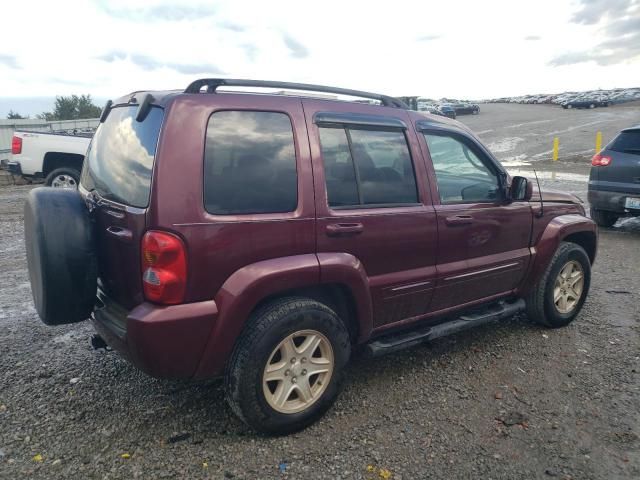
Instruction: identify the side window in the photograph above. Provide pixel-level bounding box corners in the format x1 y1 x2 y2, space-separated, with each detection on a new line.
319 127 419 207
424 133 500 204
204 111 297 215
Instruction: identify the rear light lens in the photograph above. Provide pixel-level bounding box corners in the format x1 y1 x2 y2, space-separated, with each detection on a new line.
141 231 187 305
11 136 22 154
591 154 612 166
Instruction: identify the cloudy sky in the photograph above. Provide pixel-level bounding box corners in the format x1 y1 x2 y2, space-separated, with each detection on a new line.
0 0 639 115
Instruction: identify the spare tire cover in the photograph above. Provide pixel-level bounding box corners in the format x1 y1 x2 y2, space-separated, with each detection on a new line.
24 187 97 325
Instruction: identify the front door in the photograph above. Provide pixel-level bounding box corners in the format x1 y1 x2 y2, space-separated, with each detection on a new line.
420 130 533 312
303 100 439 328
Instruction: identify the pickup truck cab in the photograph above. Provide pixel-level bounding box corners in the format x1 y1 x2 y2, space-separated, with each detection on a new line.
24 79 597 435
9 130 91 187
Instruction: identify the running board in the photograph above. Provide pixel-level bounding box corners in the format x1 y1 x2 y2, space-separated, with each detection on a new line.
366 299 525 357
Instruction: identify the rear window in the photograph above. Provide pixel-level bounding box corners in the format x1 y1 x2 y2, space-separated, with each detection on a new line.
609 130 640 155
80 106 163 208
204 110 297 215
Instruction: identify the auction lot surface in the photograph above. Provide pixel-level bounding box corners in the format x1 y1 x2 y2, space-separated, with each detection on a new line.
1 104 639 479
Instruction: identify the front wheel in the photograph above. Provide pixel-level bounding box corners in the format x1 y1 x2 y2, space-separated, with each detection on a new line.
525 242 591 328
225 298 351 435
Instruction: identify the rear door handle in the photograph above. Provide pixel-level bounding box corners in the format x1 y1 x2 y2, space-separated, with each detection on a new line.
326 223 364 236
445 215 473 226
106 226 133 242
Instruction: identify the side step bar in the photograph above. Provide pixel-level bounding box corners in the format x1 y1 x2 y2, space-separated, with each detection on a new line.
366 299 525 357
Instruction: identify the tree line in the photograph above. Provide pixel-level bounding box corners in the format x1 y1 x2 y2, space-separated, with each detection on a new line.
6 95 102 121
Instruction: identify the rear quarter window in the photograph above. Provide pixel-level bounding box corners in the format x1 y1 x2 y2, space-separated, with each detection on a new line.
203 111 297 215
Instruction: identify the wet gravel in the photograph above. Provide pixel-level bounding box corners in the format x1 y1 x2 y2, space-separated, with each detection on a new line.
1 176 639 480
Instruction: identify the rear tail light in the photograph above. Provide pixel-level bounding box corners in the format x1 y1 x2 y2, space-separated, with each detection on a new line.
141 231 187 304
591 154 612 166
11 136 22 154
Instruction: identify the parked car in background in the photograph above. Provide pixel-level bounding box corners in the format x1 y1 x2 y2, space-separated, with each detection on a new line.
450 102 480 115
418 104 447 118
561 97 607 109
437 104 457 119
24 78 597 435
9 130 92 188
588 125 640 226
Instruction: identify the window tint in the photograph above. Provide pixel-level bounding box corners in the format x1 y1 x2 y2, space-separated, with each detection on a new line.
319 127 418 207
609 131 640 155
204 111 297 215
424 133 499 204
81 106 163 208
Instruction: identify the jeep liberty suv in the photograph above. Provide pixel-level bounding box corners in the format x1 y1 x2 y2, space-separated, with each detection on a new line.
24 79 597 434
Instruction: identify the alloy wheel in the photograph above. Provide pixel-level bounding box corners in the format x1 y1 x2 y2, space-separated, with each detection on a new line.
553 260 584 314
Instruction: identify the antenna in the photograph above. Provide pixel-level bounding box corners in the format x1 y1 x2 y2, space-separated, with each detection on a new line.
532 168 544 217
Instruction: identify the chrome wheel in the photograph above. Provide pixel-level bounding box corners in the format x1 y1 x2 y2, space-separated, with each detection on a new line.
51 174 77 189
553 260 584 314
263 330 334 414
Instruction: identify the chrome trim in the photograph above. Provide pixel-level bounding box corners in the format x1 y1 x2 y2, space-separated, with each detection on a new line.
445 262 520 281
390 280 432 292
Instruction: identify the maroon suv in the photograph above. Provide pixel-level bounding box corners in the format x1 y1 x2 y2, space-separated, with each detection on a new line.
24 79 597 434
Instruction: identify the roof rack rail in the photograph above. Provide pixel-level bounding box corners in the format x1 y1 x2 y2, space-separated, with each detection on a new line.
183 78 408 109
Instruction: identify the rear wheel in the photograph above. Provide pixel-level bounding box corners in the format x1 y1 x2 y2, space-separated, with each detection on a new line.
591 209 619 227
525 242 591 328
589 103 595 109
45 167 80 189
225 297 351 435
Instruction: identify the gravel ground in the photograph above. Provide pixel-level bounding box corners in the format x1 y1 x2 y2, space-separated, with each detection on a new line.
1 106 640 479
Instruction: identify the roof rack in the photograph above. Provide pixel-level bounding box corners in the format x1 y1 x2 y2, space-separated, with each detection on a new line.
183 78 408 109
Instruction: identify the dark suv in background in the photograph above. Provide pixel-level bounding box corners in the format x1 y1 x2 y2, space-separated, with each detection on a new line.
589 125 640 226
25 79 597 434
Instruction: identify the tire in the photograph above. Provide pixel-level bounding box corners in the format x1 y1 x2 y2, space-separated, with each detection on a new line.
525 242 591 328
567 104 572 109
225 297 351 435
589 104 595 109
24 188 97 325
45 167 80 189
590 209 619 227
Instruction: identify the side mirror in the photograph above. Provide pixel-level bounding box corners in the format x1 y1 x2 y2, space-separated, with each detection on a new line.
510 176 533 201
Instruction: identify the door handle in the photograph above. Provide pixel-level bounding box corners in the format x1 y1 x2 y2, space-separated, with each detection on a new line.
106 226 133 242
326 223 364 237
445 215 473 226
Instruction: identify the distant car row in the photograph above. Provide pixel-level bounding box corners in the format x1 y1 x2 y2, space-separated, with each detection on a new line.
489 88 640 109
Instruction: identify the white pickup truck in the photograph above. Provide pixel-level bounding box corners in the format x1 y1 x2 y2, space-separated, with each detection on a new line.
9 130 92 188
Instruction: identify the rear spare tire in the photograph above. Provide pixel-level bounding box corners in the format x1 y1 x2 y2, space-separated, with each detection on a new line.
24 187 97 325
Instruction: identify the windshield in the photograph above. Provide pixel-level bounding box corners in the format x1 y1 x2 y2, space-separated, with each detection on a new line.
80 105 163 208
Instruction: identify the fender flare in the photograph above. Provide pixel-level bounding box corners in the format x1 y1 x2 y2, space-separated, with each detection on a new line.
193 253 374 379
317 252 374 342
194 254 320 378
522 215 597 294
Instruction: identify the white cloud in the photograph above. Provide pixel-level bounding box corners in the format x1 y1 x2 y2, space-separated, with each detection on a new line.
0 0 638 111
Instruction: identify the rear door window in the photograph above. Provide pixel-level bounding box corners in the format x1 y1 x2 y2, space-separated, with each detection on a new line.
204 111 297 215
609 130 640 155
319 127 418 207
81 106 163 208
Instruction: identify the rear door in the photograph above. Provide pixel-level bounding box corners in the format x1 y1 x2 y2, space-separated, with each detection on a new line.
304 100 438 328
79 104 164 309
417 126 533 312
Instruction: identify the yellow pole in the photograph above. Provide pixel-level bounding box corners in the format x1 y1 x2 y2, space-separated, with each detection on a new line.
595 131 602 153
553 137 559 161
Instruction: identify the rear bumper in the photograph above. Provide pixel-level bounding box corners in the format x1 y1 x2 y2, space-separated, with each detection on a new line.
92 289 218 379
588 188 640 215
7 161 22 175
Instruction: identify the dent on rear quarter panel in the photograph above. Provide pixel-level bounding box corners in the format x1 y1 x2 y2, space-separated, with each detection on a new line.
194 254 320 379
